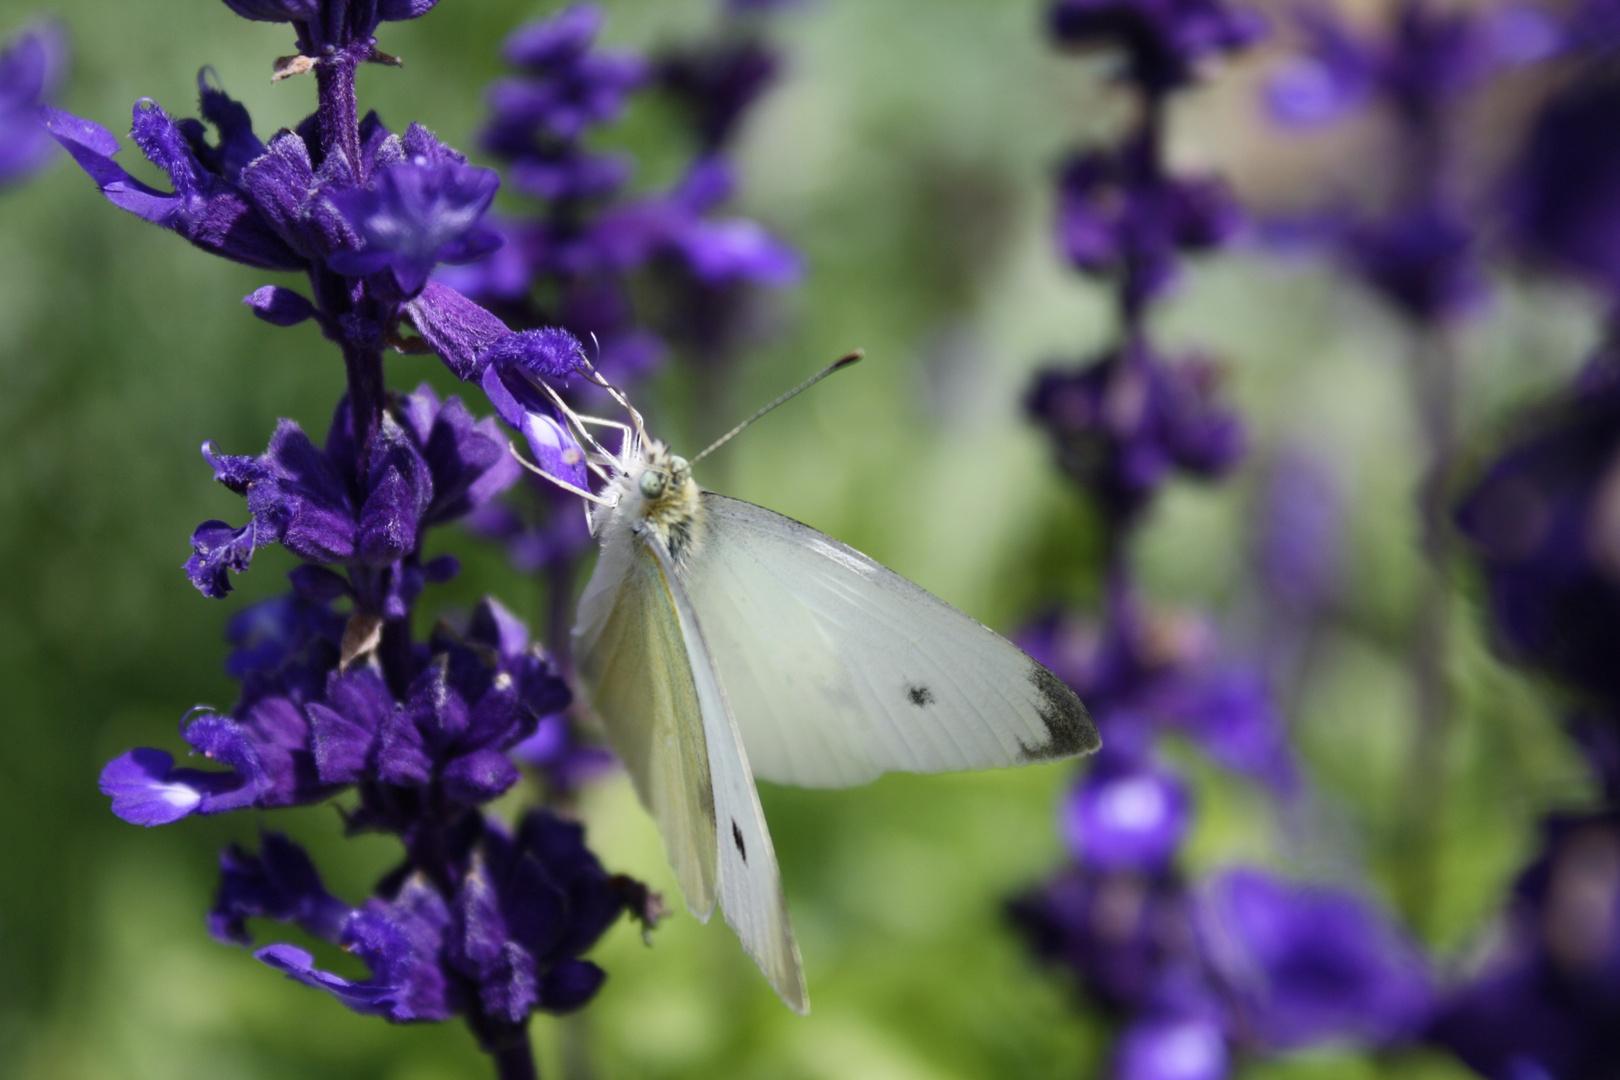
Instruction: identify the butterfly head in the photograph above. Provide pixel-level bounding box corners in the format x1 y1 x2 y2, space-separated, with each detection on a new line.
620 441 704 560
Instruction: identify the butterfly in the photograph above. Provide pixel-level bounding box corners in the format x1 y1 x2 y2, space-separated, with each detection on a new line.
524 353 1099 1013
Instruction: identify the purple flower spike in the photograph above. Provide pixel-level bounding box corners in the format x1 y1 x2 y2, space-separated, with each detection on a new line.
485 5 649 144
1065 747 1191 872
327 161 503 296
1197 869 1433 1050
0 22 66 188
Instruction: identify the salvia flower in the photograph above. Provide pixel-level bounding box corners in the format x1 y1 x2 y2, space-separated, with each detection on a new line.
221 0 440 55
1197 869 1434 1050
232 811 628 1022
1026 343 1245 524
1048 0 1264 93
1430 812 1620 1079
0 21 64 188
1455 382 1620 705
1506 73 1620 300
1056 134 1243 308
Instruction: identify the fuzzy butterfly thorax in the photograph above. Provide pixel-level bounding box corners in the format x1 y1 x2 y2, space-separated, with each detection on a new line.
602 440 707 563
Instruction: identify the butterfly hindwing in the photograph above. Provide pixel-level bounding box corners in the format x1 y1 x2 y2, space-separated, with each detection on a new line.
573 515 718 920
679 493 1099 789
635 522 808 1014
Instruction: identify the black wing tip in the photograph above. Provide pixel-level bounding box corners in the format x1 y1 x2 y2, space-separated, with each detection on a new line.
1019 663 1100 762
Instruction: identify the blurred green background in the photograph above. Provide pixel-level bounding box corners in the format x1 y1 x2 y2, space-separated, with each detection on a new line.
0 0 1605 1077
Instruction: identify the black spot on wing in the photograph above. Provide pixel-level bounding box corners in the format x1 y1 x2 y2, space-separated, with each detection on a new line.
908 684 935 707
1018 663 1100 761
732 819 747 864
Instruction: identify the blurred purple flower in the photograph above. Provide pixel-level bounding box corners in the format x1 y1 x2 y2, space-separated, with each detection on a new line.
658 37 780 152
1198 869 1434 1050
1456 384 1620 705
1343 204 1487 323
1507 74 1620 299
1065 745 1193 872
1057 137 1242 308
1027 342 1245 523
1010 866 1206 1013
1431 812 1620 1079
0 21 65 188
1048 0 1265 93
1115 1010 1231 1080
1265 1 1540 130
484 4 648 148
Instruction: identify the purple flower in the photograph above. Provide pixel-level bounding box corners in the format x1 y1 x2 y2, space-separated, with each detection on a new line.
219 0 441 54
1455 384 1620 705
1048 0 1264 93
479 327 591 490
1265 1 1530 130
209 831 352 945
1114 1011 1230 1080
483 5 648 149
1148 665 1298 795
1009 867 1205 1013
1065 746 1192 872
44 91 304 271
327 159 503 296
1027 342 1245 522
658 37 781 151
185 387 516 602
0 21 65 188
248 812 628 1024
1197 869 1434 1050
1343 204 1486 323
1055 136 1243 306
1431 812 1620 1079
1507 74 1620 299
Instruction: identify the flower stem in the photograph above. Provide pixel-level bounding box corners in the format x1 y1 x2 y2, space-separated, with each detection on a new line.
315 48 364 179
1395 323 1460 938
471 1017 539 1080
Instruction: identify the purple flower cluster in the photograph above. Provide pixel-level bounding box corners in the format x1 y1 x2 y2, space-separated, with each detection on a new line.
1013 1 1438 1075
448 3 799 381
1445 369 1620 1078
1262 0 1554 323
63 3 649 1073
0 21 65 189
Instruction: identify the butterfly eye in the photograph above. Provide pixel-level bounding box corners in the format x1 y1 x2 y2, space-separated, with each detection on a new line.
639 470 667 499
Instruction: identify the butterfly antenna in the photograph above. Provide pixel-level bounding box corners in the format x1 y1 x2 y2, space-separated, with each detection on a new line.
690 350 864 467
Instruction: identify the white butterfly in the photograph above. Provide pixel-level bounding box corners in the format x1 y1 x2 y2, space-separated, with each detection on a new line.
524 355 1098 1013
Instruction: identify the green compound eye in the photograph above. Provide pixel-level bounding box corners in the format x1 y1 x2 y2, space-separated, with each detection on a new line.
639 470 667 499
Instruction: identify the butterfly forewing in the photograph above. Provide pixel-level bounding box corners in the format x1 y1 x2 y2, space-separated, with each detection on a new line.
635 523 808 1013
574 519 718 920
678 494 1099 789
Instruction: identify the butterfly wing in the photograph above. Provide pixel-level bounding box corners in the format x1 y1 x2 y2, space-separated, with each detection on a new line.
574 517 717 920
679 493 1099 789
575 515 808 1012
